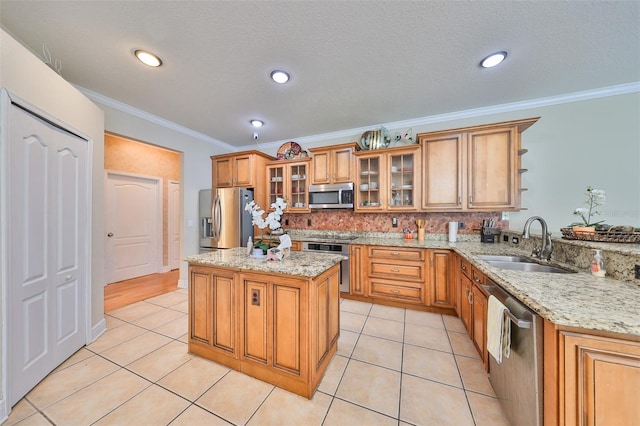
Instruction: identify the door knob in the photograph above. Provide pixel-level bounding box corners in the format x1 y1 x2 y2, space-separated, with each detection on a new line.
107 232 114 237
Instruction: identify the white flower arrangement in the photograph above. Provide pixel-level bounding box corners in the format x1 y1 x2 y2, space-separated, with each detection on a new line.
245 198 287 250
571 186 606 228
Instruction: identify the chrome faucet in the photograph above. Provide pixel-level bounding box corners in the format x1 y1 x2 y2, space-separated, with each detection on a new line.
522 216 553 260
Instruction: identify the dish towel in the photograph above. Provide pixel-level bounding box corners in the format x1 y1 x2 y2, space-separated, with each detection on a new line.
486 295 511 364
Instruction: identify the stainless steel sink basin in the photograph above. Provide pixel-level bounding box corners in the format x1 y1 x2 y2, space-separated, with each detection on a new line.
485 260 576 274
477 255 533 263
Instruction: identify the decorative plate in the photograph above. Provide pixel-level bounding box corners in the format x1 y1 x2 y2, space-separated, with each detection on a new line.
277 141 302 160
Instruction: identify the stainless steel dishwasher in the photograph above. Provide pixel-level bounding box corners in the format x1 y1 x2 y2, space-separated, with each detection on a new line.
483 280 544 426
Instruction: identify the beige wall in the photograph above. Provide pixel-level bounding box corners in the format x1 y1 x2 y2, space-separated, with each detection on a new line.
104 133 180 267
0 29 105 413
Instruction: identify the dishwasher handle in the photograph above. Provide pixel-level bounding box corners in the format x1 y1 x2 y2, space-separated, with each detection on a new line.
482 285 532 329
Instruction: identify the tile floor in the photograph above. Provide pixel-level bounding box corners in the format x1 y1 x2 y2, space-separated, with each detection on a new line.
5 290 510 426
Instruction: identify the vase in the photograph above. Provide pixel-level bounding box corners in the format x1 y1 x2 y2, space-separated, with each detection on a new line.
572 226 596 237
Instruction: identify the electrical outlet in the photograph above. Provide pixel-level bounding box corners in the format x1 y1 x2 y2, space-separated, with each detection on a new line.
251 289 260 306
512 236 519 244
392 217 398 228
635 265 640 279
503 235 509 242
307 219 312 226
502 212 510 220
458 222 465 229
284 219 289 226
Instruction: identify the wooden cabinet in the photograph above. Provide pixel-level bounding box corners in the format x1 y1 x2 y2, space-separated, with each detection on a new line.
428 249 453 309
418 117 538 211
354 145 421 212
309 142 358 185
545 326 640 426
471 278 489 370
349 244 366 296
188 263 340 398
366 246 426 305
456 256 489 369
267 159 311 212
458 260 473 334
212 151 273 188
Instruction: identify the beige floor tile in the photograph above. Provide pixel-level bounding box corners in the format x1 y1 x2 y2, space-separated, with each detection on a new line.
340 299 372 316
108 301 165 322
4 399 36 425
404 323 452 352
175 287 188 295
352 334 403 371
52 347 94 373
340 311 367 333
335 359 401 418
336 329 359 357
178 333 188 343
456 355 495 396
94 384 190 426
443 314 467 333
466 392 511 426
131 307 185 330
100 330 173 366
449 331 481 358
9 412 51 426
26 355 119 408
400 374 474 426
153 314 188 339
170 300 189 313
158 356 230 401
87 323 147 353
104 314 127 330
362 316 404 342
43 369 150 425
196 370 274 425
127 340 192 382
369 304 405 322
403 344 462 388
145 291 187 308
323 398 397 426
170 404 233 426
318 355 349 395
405 310 445 329
248 387 331 426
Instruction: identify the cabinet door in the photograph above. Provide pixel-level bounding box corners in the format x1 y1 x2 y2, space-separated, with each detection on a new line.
467 126 516 209
272 281 303 375
213 157 233 187
233 155 252 187
242 278 269 364
561 332 640 426
429 250 453 308
388 148 420 210
350 245 366 295
332 146 353 183
212 273 237 355
189 268 212 345
311 151 331 184
288 162 309 211
459 273 473 335
420 133 464 210
471 283 488 369
355 154 384 210
267 165 285 206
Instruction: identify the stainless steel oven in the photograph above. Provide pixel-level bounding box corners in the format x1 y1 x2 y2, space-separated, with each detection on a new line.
301 239 351 293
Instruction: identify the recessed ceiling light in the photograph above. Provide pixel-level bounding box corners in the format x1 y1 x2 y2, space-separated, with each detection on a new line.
134 50 163 67
270 70 290 84
480 51 507 68
250 119 264 128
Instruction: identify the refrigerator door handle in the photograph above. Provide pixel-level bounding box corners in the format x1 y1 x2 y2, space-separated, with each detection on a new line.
213 195 222 240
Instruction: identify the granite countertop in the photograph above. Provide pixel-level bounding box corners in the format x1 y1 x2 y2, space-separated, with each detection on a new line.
185 247 344 278
350 237 640 338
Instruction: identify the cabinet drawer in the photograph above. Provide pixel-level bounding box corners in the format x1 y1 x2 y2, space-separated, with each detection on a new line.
471 267 485 285
369 279 424 304
368 246 425 261
370 261 424 281
459 257 472 279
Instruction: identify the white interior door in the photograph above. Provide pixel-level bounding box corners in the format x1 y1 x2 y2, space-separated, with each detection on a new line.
7 101 88 407
105 172 161 283
168 180 181 270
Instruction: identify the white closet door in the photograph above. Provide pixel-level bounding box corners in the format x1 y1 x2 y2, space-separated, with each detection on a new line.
7 102 88 407
169 181 181 270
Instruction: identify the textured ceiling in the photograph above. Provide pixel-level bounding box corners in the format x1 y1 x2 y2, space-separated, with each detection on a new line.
2 1 639 148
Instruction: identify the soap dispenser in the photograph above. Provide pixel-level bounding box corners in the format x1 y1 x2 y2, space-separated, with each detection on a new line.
247 236 253 255
590 249 606 277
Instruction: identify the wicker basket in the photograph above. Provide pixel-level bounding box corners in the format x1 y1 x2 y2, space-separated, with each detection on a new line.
560 226 640 243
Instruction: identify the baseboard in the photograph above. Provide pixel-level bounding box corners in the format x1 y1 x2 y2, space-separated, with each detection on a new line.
90 318 107 343
0 397 7 424
160 265 171 273
178 279 188 289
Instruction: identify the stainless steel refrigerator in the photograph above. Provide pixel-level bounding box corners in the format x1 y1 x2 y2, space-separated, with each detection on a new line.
199 188 254 252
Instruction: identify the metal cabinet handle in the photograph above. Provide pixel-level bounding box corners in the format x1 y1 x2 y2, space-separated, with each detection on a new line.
391 252 400 256
391 289 400 294
468 290 474 304
390 268 400 272
461 264 467 270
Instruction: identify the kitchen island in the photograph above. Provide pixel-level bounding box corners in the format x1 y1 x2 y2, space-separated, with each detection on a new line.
185 248 344 398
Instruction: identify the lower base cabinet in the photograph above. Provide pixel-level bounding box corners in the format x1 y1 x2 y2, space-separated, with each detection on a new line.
188 263 340 398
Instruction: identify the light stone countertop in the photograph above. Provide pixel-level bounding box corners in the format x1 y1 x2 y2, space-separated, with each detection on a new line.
185 247 344 278
351 237 640 338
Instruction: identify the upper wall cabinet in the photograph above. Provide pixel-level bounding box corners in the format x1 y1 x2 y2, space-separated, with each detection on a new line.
266 159 311 213
418 117 539 212
212 151 274 188
309 142 359 185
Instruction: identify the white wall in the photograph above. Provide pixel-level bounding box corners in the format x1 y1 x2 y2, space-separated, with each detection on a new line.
0 29 104 416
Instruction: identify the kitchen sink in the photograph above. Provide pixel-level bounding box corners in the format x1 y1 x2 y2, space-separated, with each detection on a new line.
477 255 533 263
485 260 576 274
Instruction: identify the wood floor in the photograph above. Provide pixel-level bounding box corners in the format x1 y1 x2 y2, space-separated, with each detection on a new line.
104 270 180 312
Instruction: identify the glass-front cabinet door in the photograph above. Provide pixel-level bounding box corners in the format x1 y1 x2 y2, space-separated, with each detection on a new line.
288 161 309 212
355 153 384 211
388 146 420 211
267 165 285 206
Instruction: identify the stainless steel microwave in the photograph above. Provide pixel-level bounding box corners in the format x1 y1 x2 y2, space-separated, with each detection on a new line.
308 183 354 209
